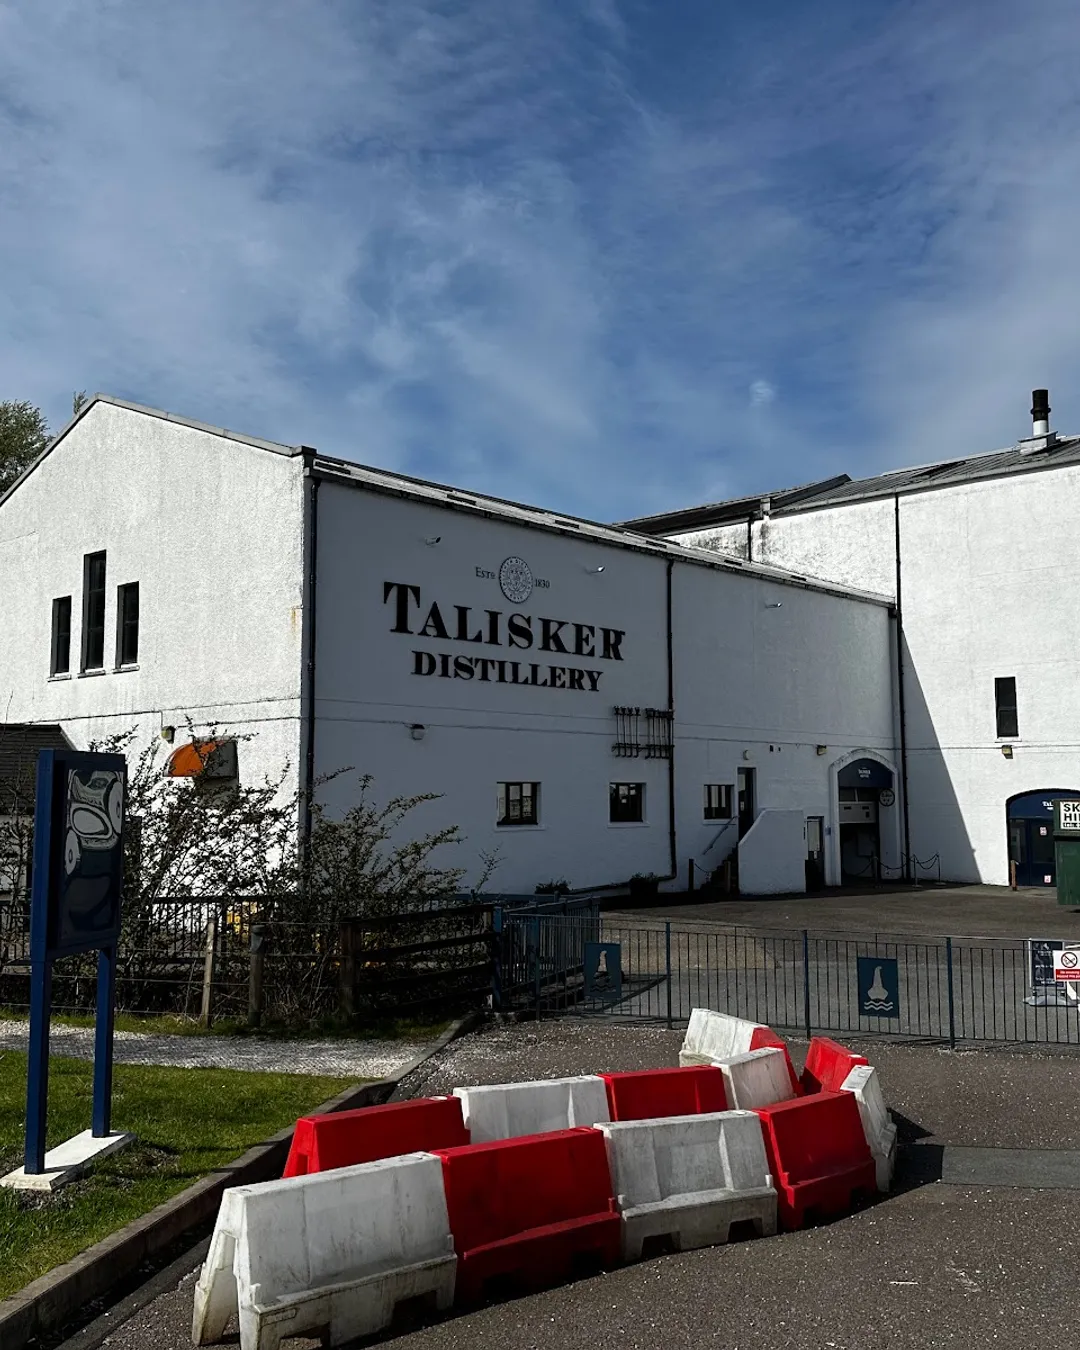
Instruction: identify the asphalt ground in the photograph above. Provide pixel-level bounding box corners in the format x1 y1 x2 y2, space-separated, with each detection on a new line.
55 1019 1080 1350
614 881 1080 939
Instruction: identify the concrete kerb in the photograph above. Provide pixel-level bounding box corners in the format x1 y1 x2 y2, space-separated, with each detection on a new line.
0 1010 484 1350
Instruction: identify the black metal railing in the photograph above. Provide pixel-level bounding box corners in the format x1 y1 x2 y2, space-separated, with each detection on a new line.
494 916 1080 1047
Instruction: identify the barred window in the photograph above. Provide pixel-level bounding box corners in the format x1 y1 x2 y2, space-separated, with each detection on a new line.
704 784 733 820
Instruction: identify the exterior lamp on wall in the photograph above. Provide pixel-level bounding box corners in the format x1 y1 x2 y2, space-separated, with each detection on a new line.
160 725 176 743
584 564 605 574
1001 744 1014 759
816 745 828 755
424 536 442 546
410 724 426 741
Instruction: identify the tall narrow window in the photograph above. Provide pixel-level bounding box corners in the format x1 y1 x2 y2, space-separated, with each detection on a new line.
995 676 1018 738
497 782 539 826
81 551 107 671
50 596 72 675
116 581 140 667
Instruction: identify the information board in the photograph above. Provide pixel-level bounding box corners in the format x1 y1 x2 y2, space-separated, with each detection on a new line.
1029 939 1065 989
1058 800 1080 834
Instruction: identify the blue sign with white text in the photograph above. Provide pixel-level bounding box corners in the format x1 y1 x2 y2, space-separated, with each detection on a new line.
857 955 900 1018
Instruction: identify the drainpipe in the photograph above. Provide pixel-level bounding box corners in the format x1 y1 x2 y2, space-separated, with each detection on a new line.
301 454 320 851
665 557 678 882
894 494 912 880
571 557 678 894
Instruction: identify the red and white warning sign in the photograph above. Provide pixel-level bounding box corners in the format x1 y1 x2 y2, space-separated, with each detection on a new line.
1054 948 1080 981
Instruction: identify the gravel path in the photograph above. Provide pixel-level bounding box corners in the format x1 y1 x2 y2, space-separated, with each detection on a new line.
0 1019 427 1078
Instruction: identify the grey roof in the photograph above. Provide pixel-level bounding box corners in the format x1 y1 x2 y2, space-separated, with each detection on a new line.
2 393 891 608
309 455 892 607
616 476 851 535
0 724 71 811
0 393 308 511
620 435 1080 534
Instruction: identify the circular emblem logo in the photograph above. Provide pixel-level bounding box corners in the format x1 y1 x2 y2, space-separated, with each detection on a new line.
499 556 533 605
879 788 895 807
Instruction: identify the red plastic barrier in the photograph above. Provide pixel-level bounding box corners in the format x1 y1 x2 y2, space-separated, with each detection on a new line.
283 1095 468 1178
800 1037 869 1095
754 1090 876 1230
435 1128 621 1302
748 1026 802 1096
600 1066 728 1121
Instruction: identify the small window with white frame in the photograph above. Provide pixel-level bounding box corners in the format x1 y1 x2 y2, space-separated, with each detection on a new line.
497 781 539 826
704 783 733 820
610 782 645 823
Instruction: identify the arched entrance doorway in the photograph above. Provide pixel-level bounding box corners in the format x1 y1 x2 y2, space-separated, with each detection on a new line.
1007 791 1080 887
837 757 895 884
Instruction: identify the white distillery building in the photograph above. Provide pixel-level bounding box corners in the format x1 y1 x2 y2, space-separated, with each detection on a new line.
0 396 899 896
624 389 1080 890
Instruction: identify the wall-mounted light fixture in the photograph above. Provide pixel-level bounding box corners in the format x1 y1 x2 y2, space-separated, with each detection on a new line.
765 601 783 609
160 725 176 743
1001 744 1014 759
816 745 828 756
584 564 606 574
410 724 426 741
424 536 442 546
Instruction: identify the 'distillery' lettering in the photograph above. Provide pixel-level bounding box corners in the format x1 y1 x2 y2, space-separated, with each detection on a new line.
413 650 602 692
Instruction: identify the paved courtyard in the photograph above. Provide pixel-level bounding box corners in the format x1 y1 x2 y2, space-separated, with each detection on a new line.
59 1018 1080 1350
0 1019 427 1078
611 881 1080 938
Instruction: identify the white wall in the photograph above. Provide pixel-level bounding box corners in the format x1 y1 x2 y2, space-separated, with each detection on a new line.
667 459 1080 885
0 401 307 797
673 560 897 888
313 482 672 893
738 810 807 895
314 481 897 893
670 498 899 600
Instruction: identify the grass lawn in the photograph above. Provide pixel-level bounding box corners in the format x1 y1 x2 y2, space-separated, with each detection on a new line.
0 1008 451 1041
0 1050 355 1300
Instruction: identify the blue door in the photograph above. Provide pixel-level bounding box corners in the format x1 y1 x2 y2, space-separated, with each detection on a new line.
1007 791 1080 887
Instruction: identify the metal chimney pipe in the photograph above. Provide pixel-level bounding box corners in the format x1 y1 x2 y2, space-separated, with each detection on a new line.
1032 388 1051 437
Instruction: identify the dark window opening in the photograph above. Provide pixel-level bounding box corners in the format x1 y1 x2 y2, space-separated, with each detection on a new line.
610 782 644 823
995 676 1018 739
81 551 107 671
704 784 733 820
116 581 140 667
498 782 539 826
50 596 72 675
737 767 756 838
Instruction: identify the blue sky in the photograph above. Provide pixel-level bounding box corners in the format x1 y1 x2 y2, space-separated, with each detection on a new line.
3 1 1080 522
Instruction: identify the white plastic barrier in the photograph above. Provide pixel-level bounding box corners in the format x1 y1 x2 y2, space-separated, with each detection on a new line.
192 1153 456 1350
679 1009 789 1074
598 1110 777 1260
715 1048 795 1110
842 1064 897 1192
454 1075 610 1142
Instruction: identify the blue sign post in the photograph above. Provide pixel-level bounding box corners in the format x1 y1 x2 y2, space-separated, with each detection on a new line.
857 955 900 1019
24 749 126 1176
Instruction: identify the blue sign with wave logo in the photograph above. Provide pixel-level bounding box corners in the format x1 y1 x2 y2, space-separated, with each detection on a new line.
857 955 900 1018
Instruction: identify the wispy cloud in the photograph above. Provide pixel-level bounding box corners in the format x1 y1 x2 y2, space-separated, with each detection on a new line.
3 1 1080 520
